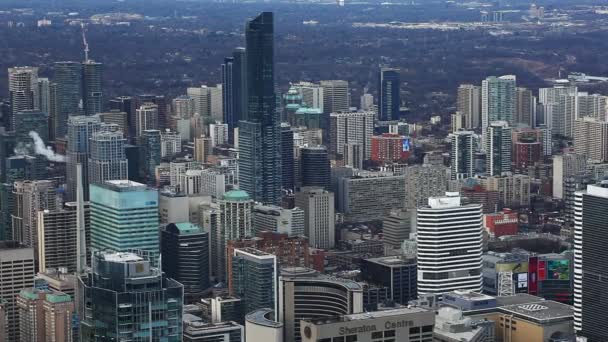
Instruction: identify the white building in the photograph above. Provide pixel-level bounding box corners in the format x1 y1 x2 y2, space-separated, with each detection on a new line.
210 123 229 147
416 192 483 295
329 111 375 159
253 204 305 236
160 130 181 158
294 187 335 249
292 81 324 111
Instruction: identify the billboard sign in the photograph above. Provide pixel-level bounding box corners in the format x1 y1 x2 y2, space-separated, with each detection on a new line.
547 260 570 280
402 138 411 152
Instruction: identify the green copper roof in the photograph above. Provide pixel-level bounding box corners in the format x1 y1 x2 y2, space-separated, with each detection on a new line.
223 189 250 201
175 222 202 234
296 107 322 115
46 293 72 304
286 103 301 111
19 289 41 300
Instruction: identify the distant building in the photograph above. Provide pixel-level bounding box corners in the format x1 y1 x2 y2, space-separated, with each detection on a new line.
300 146 330 189
481 75 516 134
573 117 608 162
378 68 400 121
553 153 587 199
485 121 512 177
330 111 375 159
230 248 277 316
295 187 335 249
483 208 518 237
361 256 417 305
371 133 410 163
404 164 449 209
253 204 305 236
449 130 476 180
457 84 481 129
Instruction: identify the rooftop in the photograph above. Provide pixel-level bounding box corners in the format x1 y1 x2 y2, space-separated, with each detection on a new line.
101 252 143 263
174 222 202 234
307 307 430 325
499 301 573 322
223 189 250 202
245 308 283 328
100 180 148 192
365 256 416 267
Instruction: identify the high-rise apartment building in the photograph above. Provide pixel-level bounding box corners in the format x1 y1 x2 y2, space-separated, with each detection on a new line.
66 116 103 200
88 130 129 186
160 130 181 158
90 180 159 261
135 103 159 138
0 241 35 341
481 75 516 134
82 60 103 116
573 117 608 162
516 87 536 127
578 92 608 121
457 84 481 129
141 129 162 183
230 247 278 317
416 193 483 295
216 190 254 282
239 13 282 205
295 187 335 249
54 62 83 138
222 47 247 144
172 94 196 119
17 288 74 342
252 204 305 236
485 121 512 176
210 123 229 147
378 68 400 121
161 222 210 300
553 153 587 199
574 182 608 341
136 94 168 130
8 66 38 129
78 251 183 341
329 111 375 159
449 130 476 180
109 96 136 138
293 82 324 112
404 164 449 209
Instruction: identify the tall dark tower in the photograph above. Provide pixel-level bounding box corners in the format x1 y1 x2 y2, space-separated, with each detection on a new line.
239 12 282 205
54 61 83 138
378 67 400 121
82 61 103 116
222 47 247 144
281 123 294 191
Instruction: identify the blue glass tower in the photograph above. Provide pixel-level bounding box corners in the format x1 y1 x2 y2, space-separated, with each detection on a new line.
378 68 401 121
239 12 282 205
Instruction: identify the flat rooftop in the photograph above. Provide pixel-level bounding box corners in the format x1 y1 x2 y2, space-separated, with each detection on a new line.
307 307 430 325
99 180 148 192
102 252 143 263
365 256 416 267
499 301 573 323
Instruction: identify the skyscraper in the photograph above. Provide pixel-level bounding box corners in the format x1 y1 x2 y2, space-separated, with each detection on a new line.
378 67 400 121
8 66 38 130
222 47 247 144
574 182 608 341
230 247 277 317
516 87 535 127
54 61 83 137
82 60 103 116
66 115 102 201
295 187 335 249
17 288 74 342
320 80 349 114
449 130 476 180
281 124 295 191
416 193 483 295
137 94 168 130
239 12 282 205
172 95 196 119
300 146 330 189
457 84 481 129
88 130 129 185
141 129 162 183
90 180 159 261
78 251 183 341
329 111 375 159
161 222 210 300
109 96 136 138
135 103 159 138
485 121 512 176
481 75 516 134
573 117 608 162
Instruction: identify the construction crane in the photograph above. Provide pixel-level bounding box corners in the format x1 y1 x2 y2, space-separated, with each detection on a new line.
81 22 90 62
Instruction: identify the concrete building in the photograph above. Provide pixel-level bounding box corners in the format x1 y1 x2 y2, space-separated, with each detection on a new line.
573 117 608 162
300 307 435 342
382 209 415 252
252 204 305 236
245 308 283 342
292 82 324 112
416 193 483 295
230 248 277 316
295 187 335 249
330 111 375 159
553 153 587 199
172 94 196 119
187 85 223 120
337 171 405 223
88 130 129 186
183 317 243 342
160 130 181 158
481 175 531 209
17 288 74 342
320 80 349 114
135 103 159 138
8 66 39 129
97 110 128 135
450 130 476 180
457 84 481 129
210 123 229 147
0 241 35 341
404 164 449 209
279 267 363 342
516 87 536 127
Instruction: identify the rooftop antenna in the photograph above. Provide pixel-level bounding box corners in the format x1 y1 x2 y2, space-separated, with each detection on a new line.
81 22 90 62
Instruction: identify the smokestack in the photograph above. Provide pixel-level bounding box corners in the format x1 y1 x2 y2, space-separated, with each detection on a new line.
76 163 87 274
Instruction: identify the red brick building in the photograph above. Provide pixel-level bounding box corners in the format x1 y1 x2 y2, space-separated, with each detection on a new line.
483 208 518 237
371 133 410 163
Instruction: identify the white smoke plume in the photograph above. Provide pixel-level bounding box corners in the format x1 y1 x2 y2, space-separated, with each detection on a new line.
13 131 66 162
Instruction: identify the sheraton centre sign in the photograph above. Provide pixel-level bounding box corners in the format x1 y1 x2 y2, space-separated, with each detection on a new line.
338 320 415 336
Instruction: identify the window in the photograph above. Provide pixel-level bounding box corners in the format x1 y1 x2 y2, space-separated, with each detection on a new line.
345 336 358 342
371 331 383 339
384 330 395 337
422 325 433 333
332 337 344 342
409 327 420 334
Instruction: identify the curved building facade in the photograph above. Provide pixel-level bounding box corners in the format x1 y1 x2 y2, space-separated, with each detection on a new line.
278 267 363 342
245 308 283 342
416 193 483 295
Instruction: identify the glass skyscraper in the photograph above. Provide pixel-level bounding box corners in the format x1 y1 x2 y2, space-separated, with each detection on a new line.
54 61 83 138
66 115 102 201
222 47 247 144
230 247 277 317
378 67 401 121
90 180 160 262
82 61 103 116
239 12 282 205
78 251 183 341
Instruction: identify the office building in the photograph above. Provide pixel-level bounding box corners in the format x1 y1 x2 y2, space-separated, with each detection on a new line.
109 96 137 138
481 75 516 133
97 110 128 135
343 143 364 169
245 308 283 342
320 80 349 114
573 117 608 162
239 12 282 205
295 187 335 249
17 288 74 342
54 62 83 137
480 174 531 209
450 130 476 180
253 204 305 236
183 317 243 342
8 66 39 129
279 267 363 342
88 130 129 186
361 256 417 305
82 60 103 116
300 307 435 342
136 94 168 130
416 193 483 295
0 241 35 341
574 182 608 340
141 129 162 183
187 85 223 120
337 171 405 223
37 201 90 273
222 47 247 144
199 296 244 324
172 94 196 119
553 153 587 199
457 84 481 129
210 123 229 147
485 121 512 176
215 190 254 282
135 103 158 138
281 124 295 191
300 145 330 189
230 248 277 316
371 133 410 163
330 111 375 159
160 130 181 158
516 87 536 127
78 251 183 341
293 81 324 112
161 222 210 300
378 68 401 121
404 164 449 209
90 180 159 261
382 209 415 252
